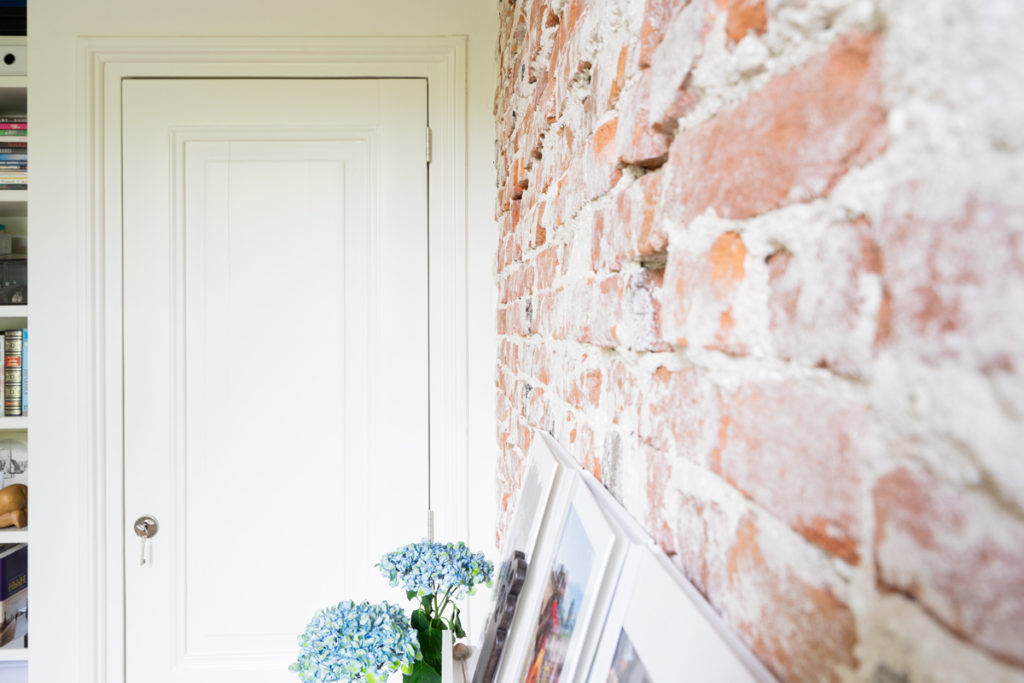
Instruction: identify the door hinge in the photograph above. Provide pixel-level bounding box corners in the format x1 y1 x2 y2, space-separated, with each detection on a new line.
426 127 432 164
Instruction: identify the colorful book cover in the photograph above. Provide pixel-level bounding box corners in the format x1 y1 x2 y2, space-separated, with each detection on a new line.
3 329 20 416
18 328 23 415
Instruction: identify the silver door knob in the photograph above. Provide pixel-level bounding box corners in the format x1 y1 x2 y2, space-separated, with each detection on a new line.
133 515 159 539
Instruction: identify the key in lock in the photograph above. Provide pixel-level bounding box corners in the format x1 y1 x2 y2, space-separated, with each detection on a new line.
134 515 158 566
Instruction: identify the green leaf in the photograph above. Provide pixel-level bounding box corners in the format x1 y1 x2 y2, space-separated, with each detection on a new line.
403 660 442 683
411 609 430 633
407 590 418 601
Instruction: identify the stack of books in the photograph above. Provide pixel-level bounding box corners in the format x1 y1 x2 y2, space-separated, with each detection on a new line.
0 117 25 191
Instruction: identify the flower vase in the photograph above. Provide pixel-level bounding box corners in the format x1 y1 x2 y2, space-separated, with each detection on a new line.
442 634 454 683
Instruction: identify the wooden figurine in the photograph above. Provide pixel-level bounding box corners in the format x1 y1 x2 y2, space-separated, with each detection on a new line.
0 484 26 528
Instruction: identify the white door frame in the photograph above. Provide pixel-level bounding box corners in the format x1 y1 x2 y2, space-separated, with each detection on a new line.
76 36 469 683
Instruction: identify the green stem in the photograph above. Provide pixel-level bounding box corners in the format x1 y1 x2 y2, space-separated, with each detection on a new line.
435 585 456 626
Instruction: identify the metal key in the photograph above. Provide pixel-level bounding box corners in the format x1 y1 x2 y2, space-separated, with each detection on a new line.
134 515 159 567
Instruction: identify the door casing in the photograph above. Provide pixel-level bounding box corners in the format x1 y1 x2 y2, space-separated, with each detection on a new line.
76 37 469 683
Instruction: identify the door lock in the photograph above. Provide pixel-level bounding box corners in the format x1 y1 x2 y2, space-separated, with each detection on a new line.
134 515 159 566
134 515 158 539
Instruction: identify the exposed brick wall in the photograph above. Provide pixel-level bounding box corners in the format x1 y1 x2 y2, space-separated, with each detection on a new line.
493 0 1024 680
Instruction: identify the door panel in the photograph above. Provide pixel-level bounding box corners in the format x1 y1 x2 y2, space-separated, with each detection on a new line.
122 79 428 681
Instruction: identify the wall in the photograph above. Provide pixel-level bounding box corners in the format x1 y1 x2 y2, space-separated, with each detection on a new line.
27 2 497 681
494 0 1024 680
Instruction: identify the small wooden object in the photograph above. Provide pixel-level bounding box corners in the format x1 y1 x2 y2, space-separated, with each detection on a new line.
0 484 26 528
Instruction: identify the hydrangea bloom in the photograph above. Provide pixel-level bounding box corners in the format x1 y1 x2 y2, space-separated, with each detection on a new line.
378 540 494 600
289 600 420 682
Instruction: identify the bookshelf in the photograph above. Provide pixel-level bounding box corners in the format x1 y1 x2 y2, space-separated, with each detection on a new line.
0 41 28 668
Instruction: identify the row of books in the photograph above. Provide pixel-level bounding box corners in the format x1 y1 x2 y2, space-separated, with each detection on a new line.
0 544 26 649
0 118 26 191
2 328 24 416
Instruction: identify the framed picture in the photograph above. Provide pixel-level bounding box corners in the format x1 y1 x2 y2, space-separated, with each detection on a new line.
504 475 621 683
586 545 777 683
500 433 565 564
472 434 566 683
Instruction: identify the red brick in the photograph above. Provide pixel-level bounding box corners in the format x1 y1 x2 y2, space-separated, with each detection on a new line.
725 0 767 43
874 463 1024 667
615 70 672 168
877 179 1024 367
717 381 866 564
640 0 691 68
671 492 731 600
631 172 668 259
606 359 640 428
767 218 882 376
646 0 703 129
726 514 858 682
534 242 563 291
662 231 749 353
638 365 719 466
663 32 886 226
628 267 671 352
588 274 627 348
590 207 629 272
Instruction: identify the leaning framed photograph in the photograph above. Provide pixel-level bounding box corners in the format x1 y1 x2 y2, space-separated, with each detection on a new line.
586 545 777 683
500 434 565 565
472 433 565 683
503 474 621 683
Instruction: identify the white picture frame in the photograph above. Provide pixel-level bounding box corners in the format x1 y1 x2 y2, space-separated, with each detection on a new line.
499 434 564 565
492 432 582 681
502 473 621 683
587 544 778 683
471 434 567 682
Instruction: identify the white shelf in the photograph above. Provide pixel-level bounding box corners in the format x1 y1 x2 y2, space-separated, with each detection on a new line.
0 647 28 662
0 76 26 90
0 305 26 319
0 191 26 216
0 417 26 431
0 527 26 543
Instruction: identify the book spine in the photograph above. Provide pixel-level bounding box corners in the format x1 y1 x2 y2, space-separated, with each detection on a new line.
3 329 20 416
0 125 26 131
0 117 26 123
0 131 25 137
0 546 26 602
18 328 24 416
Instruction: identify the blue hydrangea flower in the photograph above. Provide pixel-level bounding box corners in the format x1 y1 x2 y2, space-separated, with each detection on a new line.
289 600 420 682
377 540 494 600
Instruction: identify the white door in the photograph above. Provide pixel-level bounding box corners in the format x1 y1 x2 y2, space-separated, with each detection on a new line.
122 79 429 681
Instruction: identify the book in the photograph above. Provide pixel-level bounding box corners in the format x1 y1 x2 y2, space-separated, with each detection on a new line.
3 329 20 416
18 328 23 415
0 544 26 648
0 544 25 599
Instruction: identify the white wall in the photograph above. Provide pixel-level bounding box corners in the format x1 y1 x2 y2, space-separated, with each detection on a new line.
27 2 497 682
